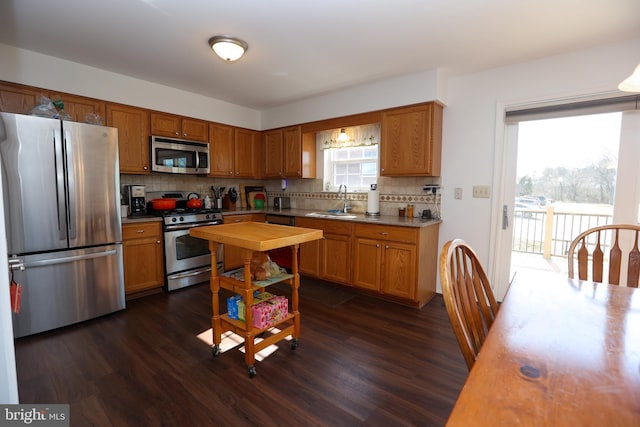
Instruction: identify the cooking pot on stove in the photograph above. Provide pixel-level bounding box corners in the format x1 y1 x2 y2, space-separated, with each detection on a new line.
186 192 203 209
150 198 177 210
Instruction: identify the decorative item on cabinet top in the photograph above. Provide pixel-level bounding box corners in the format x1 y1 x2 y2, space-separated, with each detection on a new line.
317 123 381 150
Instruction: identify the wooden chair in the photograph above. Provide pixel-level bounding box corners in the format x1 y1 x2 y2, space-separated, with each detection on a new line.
439 239 499 371
567 224 640 287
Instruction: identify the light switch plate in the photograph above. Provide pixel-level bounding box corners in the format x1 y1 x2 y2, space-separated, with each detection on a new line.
454 188 463 200
473 185 491 198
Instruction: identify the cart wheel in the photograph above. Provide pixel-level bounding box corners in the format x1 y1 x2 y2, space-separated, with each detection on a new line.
291 338 298 350
212 345 221 357
248 365 257 378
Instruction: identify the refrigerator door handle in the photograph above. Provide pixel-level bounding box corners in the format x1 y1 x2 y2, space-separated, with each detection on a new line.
54 128 68 241
64 129 76 240
22 249 118 268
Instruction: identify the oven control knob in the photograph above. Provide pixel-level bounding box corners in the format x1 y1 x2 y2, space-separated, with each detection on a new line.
206 214 210 219
179 217 184 222
171 218 177 223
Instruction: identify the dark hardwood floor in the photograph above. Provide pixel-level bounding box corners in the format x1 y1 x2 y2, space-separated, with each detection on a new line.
14 278 468 426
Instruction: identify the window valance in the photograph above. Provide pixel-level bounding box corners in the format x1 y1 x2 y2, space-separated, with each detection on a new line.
317 123 381 150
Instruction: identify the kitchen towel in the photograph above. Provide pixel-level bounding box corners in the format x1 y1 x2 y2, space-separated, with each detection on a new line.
367 185 380 215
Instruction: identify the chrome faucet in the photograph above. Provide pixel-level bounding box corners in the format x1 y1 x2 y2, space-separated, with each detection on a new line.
337 184 349 213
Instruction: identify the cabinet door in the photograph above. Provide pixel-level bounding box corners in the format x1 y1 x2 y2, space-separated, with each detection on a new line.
381 241 416 299
209 123 235 176
106 103 150 174
353 238 382 291
150 112 181 138
381 103 441 176
296 218 320 277
299 239 320 277
283 126 302 177
264 129 283 178
234 128 258 178
181 118 209 141
321 233 351 285
0 81 40 114
122 223 164 294
48 92 106 123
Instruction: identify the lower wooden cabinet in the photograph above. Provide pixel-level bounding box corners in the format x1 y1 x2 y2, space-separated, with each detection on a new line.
299 217 439 307
296 218 353 285
122 222 164 295
222 213 266 270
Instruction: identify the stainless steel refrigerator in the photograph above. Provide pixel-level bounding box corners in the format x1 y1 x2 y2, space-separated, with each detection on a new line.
0 112 125 338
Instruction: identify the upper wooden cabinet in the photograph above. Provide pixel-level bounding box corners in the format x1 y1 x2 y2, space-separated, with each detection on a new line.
234 128 260 178
264 129 284 178
0 81 40 114
380 102 443 177
106 103 151 174
48 92 106 123
209 125 261 178
151 112 209 142
209 122 235 176
263 126 316 178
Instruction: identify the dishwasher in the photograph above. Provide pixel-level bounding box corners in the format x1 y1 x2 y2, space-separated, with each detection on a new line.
265 213 296 269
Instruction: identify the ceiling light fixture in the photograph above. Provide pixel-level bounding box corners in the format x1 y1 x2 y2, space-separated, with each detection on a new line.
618 64 640 93
208 35 248 62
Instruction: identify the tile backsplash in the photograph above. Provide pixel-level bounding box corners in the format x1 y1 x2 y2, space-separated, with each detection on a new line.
121 174 441 219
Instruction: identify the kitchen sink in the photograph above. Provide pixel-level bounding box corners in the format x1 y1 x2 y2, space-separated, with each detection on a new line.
305 211 358 219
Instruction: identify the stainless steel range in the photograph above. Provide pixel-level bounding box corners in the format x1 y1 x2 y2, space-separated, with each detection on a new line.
148 192 224 291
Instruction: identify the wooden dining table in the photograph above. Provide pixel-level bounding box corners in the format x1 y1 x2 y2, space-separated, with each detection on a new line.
446 271 640 426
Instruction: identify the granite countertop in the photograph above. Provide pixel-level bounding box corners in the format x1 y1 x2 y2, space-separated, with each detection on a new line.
121 208 441 228
224 207 441 228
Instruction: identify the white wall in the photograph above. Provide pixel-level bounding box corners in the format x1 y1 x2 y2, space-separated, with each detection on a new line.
0 43 261 130
261 69 445 129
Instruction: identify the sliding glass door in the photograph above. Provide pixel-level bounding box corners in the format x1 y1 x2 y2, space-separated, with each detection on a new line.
492 97 640 299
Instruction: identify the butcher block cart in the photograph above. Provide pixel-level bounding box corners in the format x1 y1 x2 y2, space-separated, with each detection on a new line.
190 222 323 377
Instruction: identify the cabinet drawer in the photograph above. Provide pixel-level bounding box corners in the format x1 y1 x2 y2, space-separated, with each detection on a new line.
296 218 353 236
122 222 162 240
354 224 417 244
224 213 266 224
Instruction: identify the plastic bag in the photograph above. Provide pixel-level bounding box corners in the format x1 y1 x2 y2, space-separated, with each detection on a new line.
29 95 58 118
29 95 72 120
84 113 104 125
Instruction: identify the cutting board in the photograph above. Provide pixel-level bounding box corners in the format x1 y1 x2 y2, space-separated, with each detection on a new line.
248 191 267 209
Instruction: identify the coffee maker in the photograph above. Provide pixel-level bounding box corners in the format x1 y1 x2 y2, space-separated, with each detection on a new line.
125 185 146 216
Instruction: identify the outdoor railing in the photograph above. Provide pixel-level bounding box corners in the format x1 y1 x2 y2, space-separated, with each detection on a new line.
512 206 612 258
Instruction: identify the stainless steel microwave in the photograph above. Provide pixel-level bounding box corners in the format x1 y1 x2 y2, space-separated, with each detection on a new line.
150 136 210 175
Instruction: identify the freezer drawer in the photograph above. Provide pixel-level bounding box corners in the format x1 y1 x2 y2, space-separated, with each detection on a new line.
11 244 125 338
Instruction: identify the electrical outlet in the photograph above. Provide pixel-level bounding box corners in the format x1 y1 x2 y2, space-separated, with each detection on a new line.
454 187 463 200
472 185 491 198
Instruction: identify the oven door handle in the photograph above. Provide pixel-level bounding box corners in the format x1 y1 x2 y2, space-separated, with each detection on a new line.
167 266 212 280
164 221 222 231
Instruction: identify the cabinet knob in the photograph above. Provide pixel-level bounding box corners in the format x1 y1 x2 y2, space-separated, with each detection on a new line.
183 133 187 137
157 240 161 244
385 245 389 249
380 232 389 236
376 244 380 248
136 229 145 233
175 131 179 136
143 166 148 170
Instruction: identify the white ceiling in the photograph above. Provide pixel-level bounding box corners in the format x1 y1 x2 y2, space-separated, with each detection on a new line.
1 0 639 110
